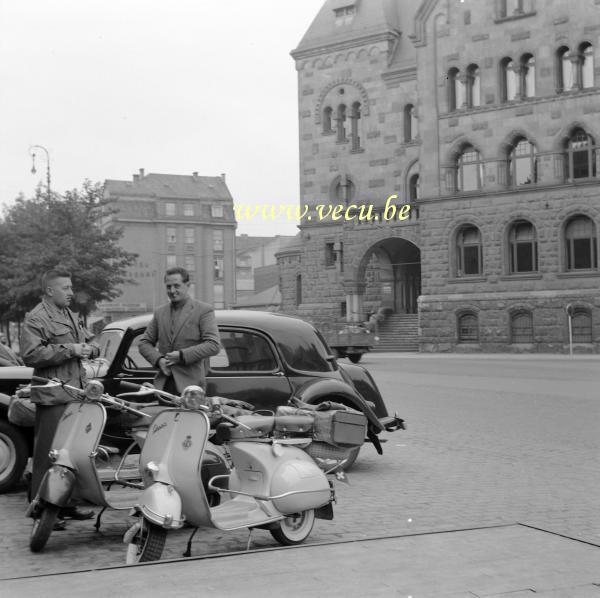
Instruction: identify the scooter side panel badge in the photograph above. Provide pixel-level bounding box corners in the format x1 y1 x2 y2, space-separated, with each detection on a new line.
182 435 192 450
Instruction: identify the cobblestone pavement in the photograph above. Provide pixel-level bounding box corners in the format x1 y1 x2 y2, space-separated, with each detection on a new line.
1 354 599 579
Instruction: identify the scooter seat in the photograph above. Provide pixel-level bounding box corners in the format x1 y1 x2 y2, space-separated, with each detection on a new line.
228 415 276 439
273 415 315 436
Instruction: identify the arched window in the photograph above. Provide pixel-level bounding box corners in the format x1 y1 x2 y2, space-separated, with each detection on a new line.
323 106 333 134
557 47 573 91
499 0 526 18
580 43 595 89
295 274 302 306
336 104 347 142
511 311 533 343
350 102 362 150
457 312 479 343
404 104 418 141
332 174 356 205
456 145 484 191
466 64 481 107
448 68 464 111
501 57 518 101
565 128 597 180
521 54 535 97
508 220 538 273
409 174 420 202
571 309 592 343
456 225 483 276
508 138 537 185
565 215 598 270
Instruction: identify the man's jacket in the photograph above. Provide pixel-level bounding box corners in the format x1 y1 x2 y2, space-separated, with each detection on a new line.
20 298 98 405
138 299 221 393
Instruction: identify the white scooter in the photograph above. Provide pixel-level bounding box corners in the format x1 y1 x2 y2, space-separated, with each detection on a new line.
124 386 337 563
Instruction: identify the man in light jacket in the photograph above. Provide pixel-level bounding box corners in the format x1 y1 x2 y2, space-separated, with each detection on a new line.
139 266 221 394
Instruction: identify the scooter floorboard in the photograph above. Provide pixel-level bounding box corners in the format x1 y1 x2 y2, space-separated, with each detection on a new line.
209 497 280 530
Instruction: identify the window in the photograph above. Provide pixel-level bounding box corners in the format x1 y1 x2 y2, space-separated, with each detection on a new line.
213 229 224 251
456 145 484 191
211 204 224 218
499 0 526 17
581 43 594 89
521 54 535 97
509 220 538 273
501 58 519 101
184 203 194 217
166 227 177 244
296 274 302 306
565 215 597 270
332 175 356 205
466 65 481 107
214 257 224 280
456 225 483 276
508 138 537 186
511 311 533 343
565 128 597 180
557 47 574 91
213 330 277 372
409 174 420 202
571 309 592 343
184 227 194 245
404 104 418 141
458 312 479 342
166 202 176 216
166 254 177 268
334 5 356 27
448 68 464 111
323 106 333 134
325 242 336 267
124 334 154 370
213 283 224 309
336 104 347 142
184 255 195 277
350 102 362 150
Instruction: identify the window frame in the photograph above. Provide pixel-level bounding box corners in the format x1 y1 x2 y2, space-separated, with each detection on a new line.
456 224 483 277
564 215 598 271
457 312 479 343
456 145 484 192
510 310 534 343
508 219 538 274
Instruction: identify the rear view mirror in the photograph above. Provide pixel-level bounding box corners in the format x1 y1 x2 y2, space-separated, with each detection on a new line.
209 347 230 369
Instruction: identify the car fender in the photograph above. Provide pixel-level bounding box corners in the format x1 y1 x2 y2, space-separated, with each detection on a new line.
293 378 384 432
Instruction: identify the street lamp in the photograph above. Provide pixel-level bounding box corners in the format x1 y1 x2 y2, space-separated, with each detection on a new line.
29 144 51 199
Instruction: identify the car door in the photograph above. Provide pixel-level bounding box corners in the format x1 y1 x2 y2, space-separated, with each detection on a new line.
206 327 293 411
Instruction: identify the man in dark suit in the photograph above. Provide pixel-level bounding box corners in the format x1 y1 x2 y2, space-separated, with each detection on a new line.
139 266 221 394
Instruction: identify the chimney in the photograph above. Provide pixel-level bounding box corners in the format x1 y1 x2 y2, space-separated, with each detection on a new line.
221 172 226 182
139 168 145 178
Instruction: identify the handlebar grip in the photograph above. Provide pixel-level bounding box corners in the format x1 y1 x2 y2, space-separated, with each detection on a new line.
31 376 51 384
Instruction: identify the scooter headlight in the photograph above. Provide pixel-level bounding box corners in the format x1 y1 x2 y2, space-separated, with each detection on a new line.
48 449 59 462
181 385 208 410
84 380 104 400
145 461 159 479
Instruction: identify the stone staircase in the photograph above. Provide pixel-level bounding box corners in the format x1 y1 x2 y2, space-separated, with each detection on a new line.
372 313 419 352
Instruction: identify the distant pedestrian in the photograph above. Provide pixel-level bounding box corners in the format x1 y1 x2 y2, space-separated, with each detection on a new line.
139 266 221 394
20 268 99 522
0 335 23 366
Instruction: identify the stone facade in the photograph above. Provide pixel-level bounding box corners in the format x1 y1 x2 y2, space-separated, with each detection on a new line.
281 0 600 352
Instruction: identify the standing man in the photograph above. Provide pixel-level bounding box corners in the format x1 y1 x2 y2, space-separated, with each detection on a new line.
20 269 99 520
139 266 221 394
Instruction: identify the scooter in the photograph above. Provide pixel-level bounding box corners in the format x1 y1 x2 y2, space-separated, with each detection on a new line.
124 386 337 563
27 377 167 552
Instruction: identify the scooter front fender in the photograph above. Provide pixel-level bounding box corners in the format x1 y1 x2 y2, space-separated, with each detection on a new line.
38 465 76 507
136 483 185 530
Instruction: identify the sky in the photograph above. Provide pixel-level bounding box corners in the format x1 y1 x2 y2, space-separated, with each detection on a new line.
0 0 325 237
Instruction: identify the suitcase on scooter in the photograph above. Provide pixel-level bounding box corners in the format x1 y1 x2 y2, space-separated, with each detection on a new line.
312 409 366 447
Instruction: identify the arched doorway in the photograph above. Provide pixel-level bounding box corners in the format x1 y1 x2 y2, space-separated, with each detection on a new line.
359 238 421 314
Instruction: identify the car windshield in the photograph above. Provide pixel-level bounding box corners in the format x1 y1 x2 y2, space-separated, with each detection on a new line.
95 329 124 365
279 329 336 373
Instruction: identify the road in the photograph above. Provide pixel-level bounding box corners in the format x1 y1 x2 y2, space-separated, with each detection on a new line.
1 353 599 579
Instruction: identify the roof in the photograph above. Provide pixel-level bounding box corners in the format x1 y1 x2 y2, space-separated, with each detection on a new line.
234 285 281 308
104 173 232 201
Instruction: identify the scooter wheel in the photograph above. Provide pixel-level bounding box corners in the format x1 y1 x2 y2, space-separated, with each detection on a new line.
270 509 315 546
125 519 167 564
30 504 60 553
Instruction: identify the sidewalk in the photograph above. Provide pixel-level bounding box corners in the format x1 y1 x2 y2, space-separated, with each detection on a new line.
2 524 599 598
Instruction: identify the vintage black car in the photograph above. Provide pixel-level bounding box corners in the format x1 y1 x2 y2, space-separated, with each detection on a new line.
0 310 403 493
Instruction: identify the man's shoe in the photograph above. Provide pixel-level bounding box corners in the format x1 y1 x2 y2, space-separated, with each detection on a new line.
53 518 67 531
60 507 95 520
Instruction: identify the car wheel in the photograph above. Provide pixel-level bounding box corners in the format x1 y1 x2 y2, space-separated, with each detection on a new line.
0 420 28 494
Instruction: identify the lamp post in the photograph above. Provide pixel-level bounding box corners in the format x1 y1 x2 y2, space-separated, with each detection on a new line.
29 144 51 199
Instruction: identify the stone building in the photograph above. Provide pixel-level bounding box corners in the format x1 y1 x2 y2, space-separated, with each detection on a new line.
280 0 600 352
101 169 236 320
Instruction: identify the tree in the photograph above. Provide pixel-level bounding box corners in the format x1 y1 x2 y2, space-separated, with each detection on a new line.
0 181 137 323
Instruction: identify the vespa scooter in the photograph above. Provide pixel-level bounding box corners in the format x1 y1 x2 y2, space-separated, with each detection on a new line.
27 377 161 552
124 386 336 563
